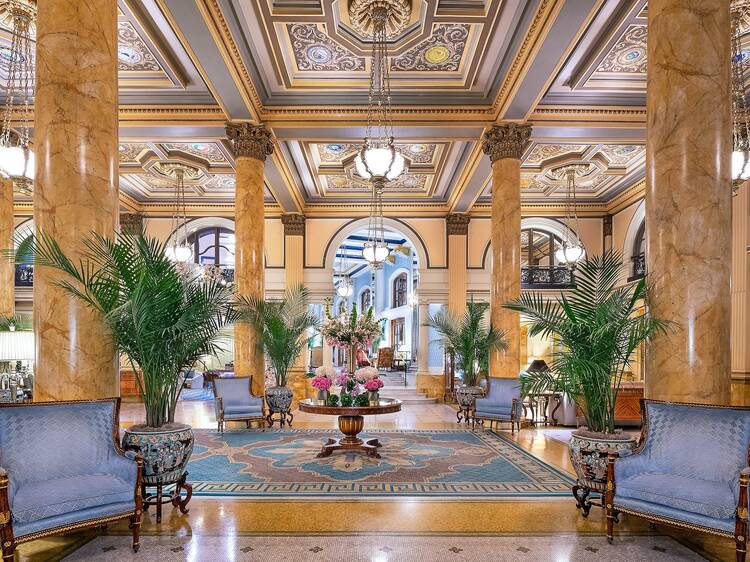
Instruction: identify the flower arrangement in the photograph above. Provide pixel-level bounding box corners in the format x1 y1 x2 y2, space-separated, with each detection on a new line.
333 368 370 407
364 377 384 392
313 366 335 380
311 375 332 392
321 302 382 350
355 366 379 381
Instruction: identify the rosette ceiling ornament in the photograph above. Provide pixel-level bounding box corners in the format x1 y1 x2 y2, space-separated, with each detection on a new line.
354 0 408 268
348 0 411 39
552 164 587 266
0 0 36 195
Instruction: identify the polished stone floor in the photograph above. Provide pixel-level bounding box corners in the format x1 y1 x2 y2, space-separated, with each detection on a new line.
15 400 732 561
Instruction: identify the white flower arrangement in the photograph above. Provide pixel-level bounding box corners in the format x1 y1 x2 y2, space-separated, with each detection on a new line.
314 366 336 380
355 366 379 381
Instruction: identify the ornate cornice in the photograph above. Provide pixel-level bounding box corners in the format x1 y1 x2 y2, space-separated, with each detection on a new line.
281 213 306 236
446 213 471 235
225 122 275 161
482 123 532 162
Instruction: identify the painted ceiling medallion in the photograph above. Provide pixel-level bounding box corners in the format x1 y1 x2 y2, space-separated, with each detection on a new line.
288 24 365 72
393 25 469 72
348 0 411 40
596 25 647 74
117 21 161 71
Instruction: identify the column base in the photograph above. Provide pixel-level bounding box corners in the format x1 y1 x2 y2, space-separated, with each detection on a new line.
287 367 311 409
416 372 444 400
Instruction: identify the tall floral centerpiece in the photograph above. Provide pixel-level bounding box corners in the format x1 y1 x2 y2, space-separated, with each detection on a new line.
321 302 382 371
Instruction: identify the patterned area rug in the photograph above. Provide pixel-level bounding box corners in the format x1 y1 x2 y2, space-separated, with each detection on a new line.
65 534 704 561
186 429 575 498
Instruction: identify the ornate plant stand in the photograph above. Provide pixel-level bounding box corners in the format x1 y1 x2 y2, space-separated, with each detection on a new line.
141 472 192 524
298 398 402 459
266 408 293 428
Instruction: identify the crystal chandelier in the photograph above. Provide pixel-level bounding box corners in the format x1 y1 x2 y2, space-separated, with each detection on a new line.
163 164 194 263
355 1 405 185
731 0 750 194
554 165 586 266
0 0 36 194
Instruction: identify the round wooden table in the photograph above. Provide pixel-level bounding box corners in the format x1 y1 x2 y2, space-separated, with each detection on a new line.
298 398 402 458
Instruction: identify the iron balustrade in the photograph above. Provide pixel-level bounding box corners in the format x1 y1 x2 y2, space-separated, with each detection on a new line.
521 265 574 289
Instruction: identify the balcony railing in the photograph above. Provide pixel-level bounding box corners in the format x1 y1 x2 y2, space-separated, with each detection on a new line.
628 253 646 282
15 264 33 287
521 265 574 289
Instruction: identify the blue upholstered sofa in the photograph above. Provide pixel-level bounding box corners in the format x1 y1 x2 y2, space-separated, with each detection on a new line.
606 400 750 561
472 377 522 433
213 376 266 432
0 399 142 559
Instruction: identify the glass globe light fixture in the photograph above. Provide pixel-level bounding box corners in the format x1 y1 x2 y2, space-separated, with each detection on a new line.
165 243 193 263
362 241 389 267
355 143 405 182
0 145 34 181
733 149 750 182
336 277 353 298
555 244 585 265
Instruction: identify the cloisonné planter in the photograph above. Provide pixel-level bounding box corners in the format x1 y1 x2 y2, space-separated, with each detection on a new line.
265 385 294 413
122 423 194 485
455 385 484 409
569 429 637 516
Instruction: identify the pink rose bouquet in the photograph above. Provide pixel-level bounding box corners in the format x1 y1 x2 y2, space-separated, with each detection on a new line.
364 377 384 392
311 375 332 391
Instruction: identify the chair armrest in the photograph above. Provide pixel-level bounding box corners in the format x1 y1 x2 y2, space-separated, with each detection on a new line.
738 467 750 523
107 448 141 487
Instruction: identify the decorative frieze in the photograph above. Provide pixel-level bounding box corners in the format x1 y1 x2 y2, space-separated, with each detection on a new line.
481 123 532 162
225 122 275 161
446 213 470 235
281 213 306 236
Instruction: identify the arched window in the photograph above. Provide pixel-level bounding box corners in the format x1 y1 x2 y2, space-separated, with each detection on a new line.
392 273 408 308
360 288 371 312
520 227 573 289
187 227 235 267
629 222 646 281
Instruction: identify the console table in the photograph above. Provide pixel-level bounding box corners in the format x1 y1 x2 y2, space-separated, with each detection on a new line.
298 398 402 458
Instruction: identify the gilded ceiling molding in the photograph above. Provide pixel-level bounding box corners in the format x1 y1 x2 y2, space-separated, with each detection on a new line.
481 123 532 162
530 105 647 124
446 213 471 235
490 0 557 119
225 123 275 161
348 0 411 39
197 0 264 121
281 213 306 236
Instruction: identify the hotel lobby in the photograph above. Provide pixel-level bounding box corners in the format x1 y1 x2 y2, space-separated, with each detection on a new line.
1 0 750 560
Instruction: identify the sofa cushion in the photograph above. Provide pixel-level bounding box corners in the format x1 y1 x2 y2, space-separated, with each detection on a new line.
475 406 514 417
617 472 737 520
614 496 735 535
225 405 263 416
13 474 134 524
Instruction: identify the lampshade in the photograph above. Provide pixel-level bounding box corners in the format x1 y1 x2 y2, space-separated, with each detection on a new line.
0 145 34 181
733 150 750 182
362 242 390 265
355 147 405 182
0 331 34 361
555 244 585 264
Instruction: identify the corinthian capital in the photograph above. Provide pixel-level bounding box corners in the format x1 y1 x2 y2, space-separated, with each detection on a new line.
481 123 532 162
225 122 275 161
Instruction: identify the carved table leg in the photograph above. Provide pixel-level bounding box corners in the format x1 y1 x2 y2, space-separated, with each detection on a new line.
172 473 192 515
572 483 593 517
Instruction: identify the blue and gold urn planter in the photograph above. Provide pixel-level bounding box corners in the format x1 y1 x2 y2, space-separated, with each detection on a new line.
122 423 194 485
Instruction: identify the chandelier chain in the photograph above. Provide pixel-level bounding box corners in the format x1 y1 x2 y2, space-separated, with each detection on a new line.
1 1 33 150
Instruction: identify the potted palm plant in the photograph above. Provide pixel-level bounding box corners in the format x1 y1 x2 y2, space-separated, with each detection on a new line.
237 285 319 421
425 301 507 411
504 250 667 515
15 232 235 484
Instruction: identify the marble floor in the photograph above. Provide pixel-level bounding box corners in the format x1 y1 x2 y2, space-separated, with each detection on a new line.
14 400 733 561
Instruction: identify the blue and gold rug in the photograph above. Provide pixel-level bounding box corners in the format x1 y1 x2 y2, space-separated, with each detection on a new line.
187 429 575 498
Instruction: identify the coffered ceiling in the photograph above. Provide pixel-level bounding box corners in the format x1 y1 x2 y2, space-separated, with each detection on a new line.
7 0 733 216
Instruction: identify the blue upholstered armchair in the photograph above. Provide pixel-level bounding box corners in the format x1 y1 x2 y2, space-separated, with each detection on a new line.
606 400 750 561
472 377 522 433
0 399 142 559
213 376 266 432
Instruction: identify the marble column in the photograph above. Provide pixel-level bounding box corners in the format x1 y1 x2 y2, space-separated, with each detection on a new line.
731 183 750 403
0 179 13 317
416 301 440 399
282 213 308 404
226 123 274 397
645 0 731 404
33 0 119 401
446 214 470 316
482 123 531 378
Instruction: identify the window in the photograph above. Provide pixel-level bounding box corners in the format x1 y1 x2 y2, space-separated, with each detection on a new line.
391 318 405 350
360 288 371 312
630 222 646 281
187 227 235 267
392 273 408 308
519 227 574 289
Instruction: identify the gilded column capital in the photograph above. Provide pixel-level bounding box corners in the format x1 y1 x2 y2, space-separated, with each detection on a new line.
481 123 532 162
226 122 275 161
446 213 470 235
120 212 143 236
281 213 306 236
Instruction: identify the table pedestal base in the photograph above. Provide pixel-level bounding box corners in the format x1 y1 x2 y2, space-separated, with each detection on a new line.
316 415 383 458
